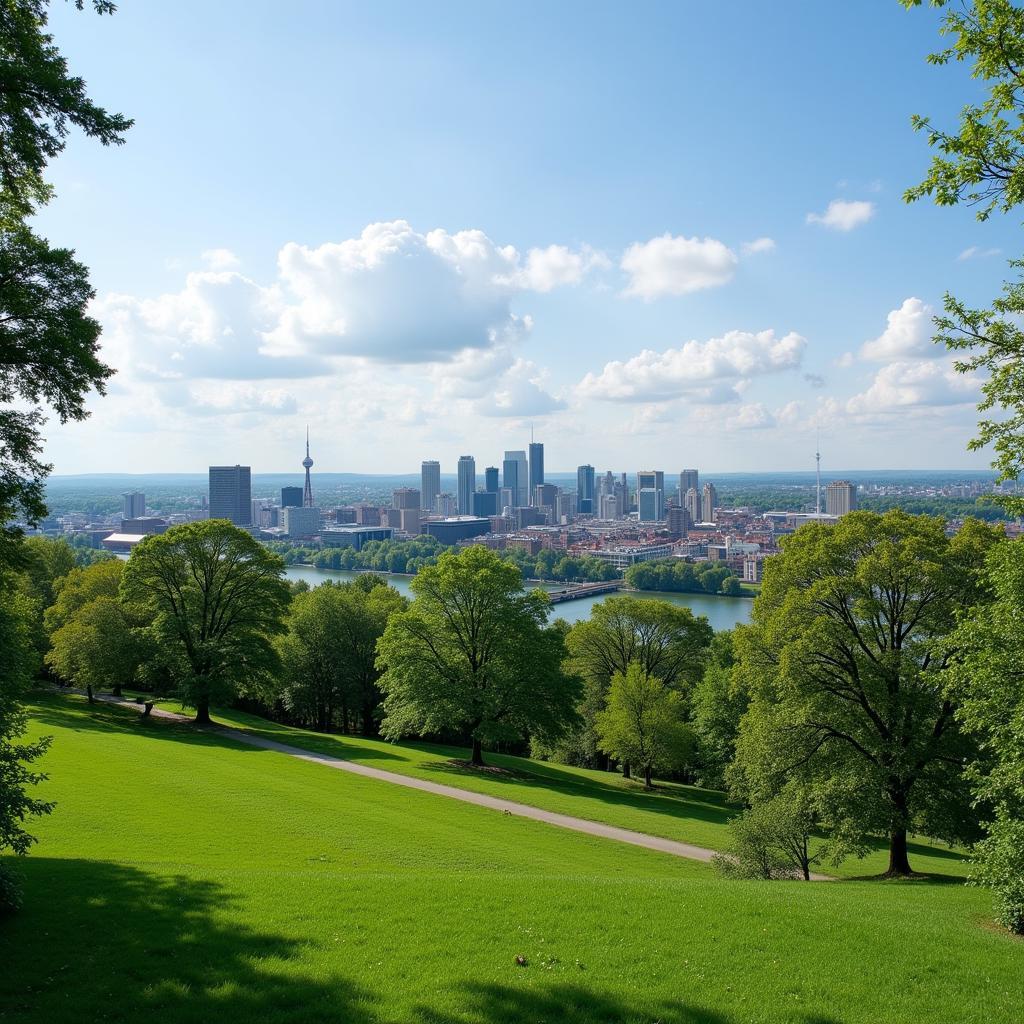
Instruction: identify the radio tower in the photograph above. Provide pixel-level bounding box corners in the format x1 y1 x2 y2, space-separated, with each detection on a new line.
302 426 314 507
815 430 822 517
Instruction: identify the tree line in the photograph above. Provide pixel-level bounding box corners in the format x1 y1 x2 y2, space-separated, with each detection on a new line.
624 558 745 596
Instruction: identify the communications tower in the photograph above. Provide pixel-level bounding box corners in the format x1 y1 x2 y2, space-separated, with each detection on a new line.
302 427 314 507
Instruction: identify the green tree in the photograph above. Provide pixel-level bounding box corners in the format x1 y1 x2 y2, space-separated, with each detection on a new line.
947 539 1024 932
0 578 53 911
595 663 694 789
691 630 748 788
43 556 123 635
376 546 579 766
731 511 1001 876
903 0 1024 510
121 521 290 724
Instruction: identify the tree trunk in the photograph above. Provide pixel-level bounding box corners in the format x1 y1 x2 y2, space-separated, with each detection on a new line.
362 700 377 737
86 683 94 703
800 838 811 881
643 765 652 790
112 684 123 697
194 695 212 725
886 827 912 877
622 761 631 780
471 737 484 767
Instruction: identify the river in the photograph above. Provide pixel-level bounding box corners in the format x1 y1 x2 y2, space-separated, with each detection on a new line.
283 564 753 632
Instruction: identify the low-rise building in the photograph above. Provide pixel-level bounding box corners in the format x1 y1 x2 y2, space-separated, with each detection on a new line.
321 526 394 550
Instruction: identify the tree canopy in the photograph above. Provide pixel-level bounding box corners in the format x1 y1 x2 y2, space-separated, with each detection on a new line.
376 546 579 765
731 510 1002 876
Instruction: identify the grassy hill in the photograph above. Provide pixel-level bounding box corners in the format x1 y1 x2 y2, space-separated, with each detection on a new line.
1 693 1020 1024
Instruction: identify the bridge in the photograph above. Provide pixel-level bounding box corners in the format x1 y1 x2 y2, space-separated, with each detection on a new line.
544 579 624 604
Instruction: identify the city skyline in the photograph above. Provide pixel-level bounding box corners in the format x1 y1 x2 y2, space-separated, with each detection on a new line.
34 2 1011 476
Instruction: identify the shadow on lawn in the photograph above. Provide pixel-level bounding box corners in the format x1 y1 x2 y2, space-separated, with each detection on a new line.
410 981 843 1024
0 858 377 1024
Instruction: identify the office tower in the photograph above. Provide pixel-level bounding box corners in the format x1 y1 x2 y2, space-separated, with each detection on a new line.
302 428 314 507
472 490 498 517
209 465 252 526
637 470 665 520
484 465 500 496
435 493 457 516
638 488 660 522
399 508 422 534
679 470 698 502
555 492 576 522
281 505 320 540
667 505 690 538
599 493 620 520
121 491 145 519
701 481 717 524
499 487 514 513
528 442 544 504
825 480 857 517
393 487 420 510
503 450 528 507
421 460 441 512
457 455 476 515
281 486 303 508
534 483 558 516
250 499 267 527
684 487 700 524
576 464 595 514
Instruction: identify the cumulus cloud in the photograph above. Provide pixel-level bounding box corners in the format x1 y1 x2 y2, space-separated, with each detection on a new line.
201 248 241 270
846 359 979 415
741 237 776 256
860 298 937 361
577 329 806 402
477 359 567 418
507 244 610 292
806 199 875 231
620 234 738 299
727 402 775 430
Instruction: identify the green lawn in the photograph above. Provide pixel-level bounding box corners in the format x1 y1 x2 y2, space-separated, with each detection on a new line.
184 700 969 880
0 694 1020 1024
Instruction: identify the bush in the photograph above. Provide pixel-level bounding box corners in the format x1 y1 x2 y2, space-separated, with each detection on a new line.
0 863 24 914
972 815 1024 935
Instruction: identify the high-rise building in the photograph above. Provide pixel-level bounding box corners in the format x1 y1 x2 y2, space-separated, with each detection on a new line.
503 450 528 507
457 455 476 515
825 480 857 517
484 466 500 495
684 487 700 524
637 470 665 520
281 505 320 540
679 470 698 503
528 442 544 504
701 481 717 524
534 483 558 516
281 486 303 508
209 466 252 526
302 428 314 507
436 493 457 516
472 490 498 517
638 488 660 522
667 505 690 538
393 487 420 510
576 465 595 514
421 461 441 512
121 491 145 519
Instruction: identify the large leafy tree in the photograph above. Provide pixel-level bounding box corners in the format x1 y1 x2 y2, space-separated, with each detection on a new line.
376 546 579 766
595 663 694 789
121 521 290 724
732 511 1002 876
0 579 52 909
691 630 749 789
947 539 1024 932
903 0 1024 511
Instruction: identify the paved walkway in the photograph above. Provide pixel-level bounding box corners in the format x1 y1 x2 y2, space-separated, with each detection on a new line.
103 694 830 877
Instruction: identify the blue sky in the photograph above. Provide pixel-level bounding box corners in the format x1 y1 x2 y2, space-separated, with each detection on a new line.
35 0 1018 475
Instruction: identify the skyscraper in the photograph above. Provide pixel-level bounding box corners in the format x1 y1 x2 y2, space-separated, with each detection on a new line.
528 442 544 505
701 481 717 524
503 450 528 507
393 487 420 510
457 455 476 515
281 486 303 508
302 427 314 508
576 465 595 514
637 470 665 520
825 480 857 517
209 466 252 526
684 487 700 524
679 469 698 502
484 466 500 496
421 460 441 512
121 491 145 519
638 488 659 522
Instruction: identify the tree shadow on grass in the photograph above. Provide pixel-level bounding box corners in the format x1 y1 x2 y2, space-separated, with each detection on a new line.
0 857 377 1024
409 980 844 1024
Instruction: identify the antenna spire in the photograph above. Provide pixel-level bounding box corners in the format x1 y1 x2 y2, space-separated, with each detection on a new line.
815 429 822 516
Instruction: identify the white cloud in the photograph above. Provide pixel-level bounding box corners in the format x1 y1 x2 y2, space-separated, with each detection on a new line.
835 352 855 369
957 245 1002 261
806 199 875 232
201 248 241 270
577 329 806 402
860 297 937 361
477 359 567 418
508 244 610 292
727 402 775 430
846 359 979 415
620 234 738 299
740 237 776 256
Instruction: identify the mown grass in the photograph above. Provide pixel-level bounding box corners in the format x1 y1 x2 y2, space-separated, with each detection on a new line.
1 693 1019 1024
182 701 970 880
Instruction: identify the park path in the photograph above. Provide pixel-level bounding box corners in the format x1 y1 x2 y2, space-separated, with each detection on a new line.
101 695 831 877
